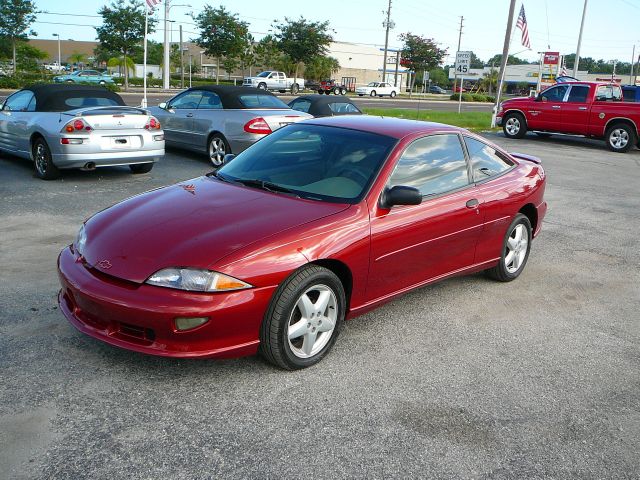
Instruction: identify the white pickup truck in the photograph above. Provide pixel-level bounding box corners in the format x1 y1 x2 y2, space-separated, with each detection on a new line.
243 71 305 94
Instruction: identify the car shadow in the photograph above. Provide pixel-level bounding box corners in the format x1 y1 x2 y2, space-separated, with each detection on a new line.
485 131 637 152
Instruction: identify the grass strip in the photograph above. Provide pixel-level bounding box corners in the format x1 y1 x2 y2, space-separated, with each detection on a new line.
362 108 496 131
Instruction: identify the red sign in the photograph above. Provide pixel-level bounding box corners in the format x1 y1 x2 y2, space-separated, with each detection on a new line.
543 52 560 65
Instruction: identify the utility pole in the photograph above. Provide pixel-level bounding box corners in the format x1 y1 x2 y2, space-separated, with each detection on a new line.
163 0 170 90
180 24 184 89
630 45 636 85
381 0 393 83
573 0 588 77
491 0 517 128
453 16 463 94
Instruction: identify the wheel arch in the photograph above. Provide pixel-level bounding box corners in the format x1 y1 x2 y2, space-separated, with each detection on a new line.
206 130 231 152
310 259 353 311
503 109 528 127
604 117 639 138
518 203 538 236
29 131 47 160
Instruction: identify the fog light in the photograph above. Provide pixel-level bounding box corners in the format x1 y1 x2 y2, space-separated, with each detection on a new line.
174 316 209 331
153 134 164 141
61 138 84 145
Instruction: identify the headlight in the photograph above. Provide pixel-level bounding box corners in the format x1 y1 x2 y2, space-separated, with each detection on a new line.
146 268 252 292
75 224 87 255
498 102 504 111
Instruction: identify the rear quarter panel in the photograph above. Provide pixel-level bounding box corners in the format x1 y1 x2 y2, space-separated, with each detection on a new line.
587 102 640 137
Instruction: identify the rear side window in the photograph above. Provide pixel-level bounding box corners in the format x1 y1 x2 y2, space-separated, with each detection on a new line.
567 85 590 103
64 97 121 108
289 99 311 113
388 134 470 196
198 91 222 109
464 136 513 181
596 85 622 102
328 102 360 114
239 94 288 109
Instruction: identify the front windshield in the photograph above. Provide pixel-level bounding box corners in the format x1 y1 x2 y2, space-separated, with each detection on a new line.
217 124 396 203
367 82 379 87
257 71 271 78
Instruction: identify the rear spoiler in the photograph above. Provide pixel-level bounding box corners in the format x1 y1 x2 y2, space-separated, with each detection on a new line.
63 106 148 117
510 152 542 165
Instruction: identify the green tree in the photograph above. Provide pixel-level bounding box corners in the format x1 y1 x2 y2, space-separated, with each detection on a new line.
271 17 334 82
95 0 155 90
486 54 529 66
107 55 135 79
68 51 88 68
131 39 162 65
399 33 447 90
238 33 255 77
469 51 484 68
428 67 449 87
0 0 38 74
253 35 283 71
303 56 340 81
192 5 248 84
221 56 238 80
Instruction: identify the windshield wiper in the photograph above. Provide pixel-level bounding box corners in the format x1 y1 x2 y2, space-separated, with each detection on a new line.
233 178 300 197
206 170 231 182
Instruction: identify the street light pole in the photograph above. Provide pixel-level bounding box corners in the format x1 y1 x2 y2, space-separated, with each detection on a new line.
163 0 170 90
53 34 61 69
180 24 184 89
381 0 392 83
573 0 588 78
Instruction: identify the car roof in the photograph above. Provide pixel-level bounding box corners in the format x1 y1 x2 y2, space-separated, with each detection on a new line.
290 95 360 117
183 85 279 109
303 115 463 139
24 83 124 112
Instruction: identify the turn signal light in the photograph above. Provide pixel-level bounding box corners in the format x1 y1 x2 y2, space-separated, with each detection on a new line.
174 317 209 331
145 117 161 130
244 117 272 134
63 119 92 132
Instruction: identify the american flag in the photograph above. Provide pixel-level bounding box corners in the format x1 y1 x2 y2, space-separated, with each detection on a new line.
516 5 531 49
560 62 568 76
146 0 161 10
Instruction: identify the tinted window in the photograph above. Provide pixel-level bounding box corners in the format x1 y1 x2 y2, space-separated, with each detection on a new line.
64 97 121 108
239 94 288 109
289 99 311 113
198 91 222 109
169 90 202 109
541 85 568 102
389 134 470 196
4 90 35 111
596 85 622 101
328 102 360 114
218 124 396 203
464 136 513 181
567 85 589 103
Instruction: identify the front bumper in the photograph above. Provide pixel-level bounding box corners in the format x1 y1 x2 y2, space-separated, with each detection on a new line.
496 115 503 126
57 246 276 359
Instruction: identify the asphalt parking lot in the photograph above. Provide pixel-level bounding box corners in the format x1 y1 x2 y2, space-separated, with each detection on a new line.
1 132 638 478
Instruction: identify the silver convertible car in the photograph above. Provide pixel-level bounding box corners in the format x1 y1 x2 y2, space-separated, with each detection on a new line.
148 86 311 166
0 84 164 180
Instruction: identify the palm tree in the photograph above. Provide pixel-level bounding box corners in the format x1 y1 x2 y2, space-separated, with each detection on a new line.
108 56 135 89
68 51 88 70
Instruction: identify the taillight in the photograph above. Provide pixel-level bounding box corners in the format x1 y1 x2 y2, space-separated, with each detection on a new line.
145 116 161 130
244 117 272 134
63 119 92 133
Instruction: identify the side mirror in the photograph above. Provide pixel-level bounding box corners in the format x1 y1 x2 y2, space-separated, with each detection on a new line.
223 153 235 165
379 185 422 209
158 102 167 109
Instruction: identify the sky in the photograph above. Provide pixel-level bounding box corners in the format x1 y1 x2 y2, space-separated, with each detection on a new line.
32 0 640 65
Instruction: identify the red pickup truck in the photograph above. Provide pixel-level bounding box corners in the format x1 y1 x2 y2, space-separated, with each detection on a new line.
497 82 640 152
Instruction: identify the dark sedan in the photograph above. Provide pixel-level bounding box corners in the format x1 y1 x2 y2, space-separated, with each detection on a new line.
288 95 362 117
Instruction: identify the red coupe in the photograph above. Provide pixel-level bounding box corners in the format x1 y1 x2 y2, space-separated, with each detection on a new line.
57 116 547 369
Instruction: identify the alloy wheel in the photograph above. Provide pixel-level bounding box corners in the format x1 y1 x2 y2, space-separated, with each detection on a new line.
35 143 48 175
505 117 521 136
609 128 629 149
504 224 529 274
208 137 226 166
287 284 337 358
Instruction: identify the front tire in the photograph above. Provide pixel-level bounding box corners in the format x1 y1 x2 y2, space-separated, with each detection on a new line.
370 90 377 97
208 133 229 167
333 86 341 95
486 213 532 282
257 82 267 90
32 137 60 180
606 123 636 153
129 163 154 174
502 112 527 139
260 265 345 370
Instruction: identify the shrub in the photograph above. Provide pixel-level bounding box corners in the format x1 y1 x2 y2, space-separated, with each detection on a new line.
471 93 488 102
449 93 474 102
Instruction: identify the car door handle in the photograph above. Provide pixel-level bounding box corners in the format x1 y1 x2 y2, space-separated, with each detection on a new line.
551 105 561 109
186 113 194 117
578 106 588 110
466 198 479 208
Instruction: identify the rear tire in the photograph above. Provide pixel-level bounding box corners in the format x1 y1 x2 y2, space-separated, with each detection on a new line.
32 137 60 180
260 265 345 370
502 112 527 139
290 83 299 95
318 89 324 95
333 87 341 95
370 90 377 97
606 123 636 153
129 163 154 174
486 213 532 282
340 87 347 95
208 133 229 167
390 90 397 98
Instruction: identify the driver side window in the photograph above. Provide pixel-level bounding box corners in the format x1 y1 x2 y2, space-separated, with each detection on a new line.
541 85 568 102
169 90 203 109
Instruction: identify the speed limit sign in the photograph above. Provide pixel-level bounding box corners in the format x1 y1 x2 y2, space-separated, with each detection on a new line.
455 51 471 74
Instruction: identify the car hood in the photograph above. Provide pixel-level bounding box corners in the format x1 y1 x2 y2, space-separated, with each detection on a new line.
82 176 349 283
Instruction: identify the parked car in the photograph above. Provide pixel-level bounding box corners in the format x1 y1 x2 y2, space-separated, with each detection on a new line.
54 70 114 85
429 85 447 94
242 71 304 94
453 85 467 93
148 86 311 166
318 79 347 95
355 82 398 97
57 115 547 369
497 81 640 152
0 84 164 179
288 95 362 117
42 62 67 72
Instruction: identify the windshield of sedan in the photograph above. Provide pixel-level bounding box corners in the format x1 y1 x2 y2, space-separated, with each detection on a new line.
217 124 396 203
367 82 380 87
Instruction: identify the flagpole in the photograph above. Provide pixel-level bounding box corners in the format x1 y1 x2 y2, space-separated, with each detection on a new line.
142 6 149 108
